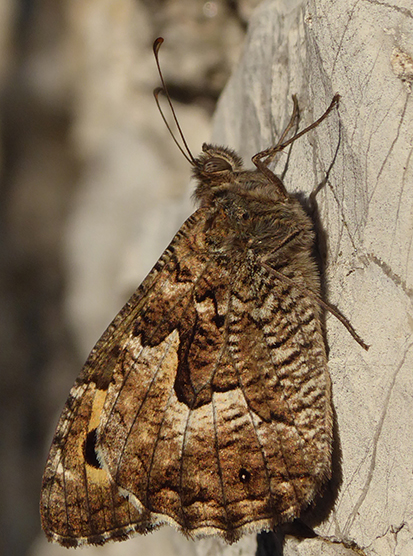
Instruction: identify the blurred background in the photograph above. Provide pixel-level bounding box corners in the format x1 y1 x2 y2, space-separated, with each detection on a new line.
0 1 262 554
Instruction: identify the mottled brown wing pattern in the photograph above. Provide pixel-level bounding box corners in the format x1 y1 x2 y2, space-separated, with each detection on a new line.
224 261 332 523
40 380 150 547
40 210 212 546
95 227 331 542
41 90 344 547
41 204 332 546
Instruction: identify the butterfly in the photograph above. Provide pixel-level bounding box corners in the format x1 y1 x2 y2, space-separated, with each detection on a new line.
40 38 367 548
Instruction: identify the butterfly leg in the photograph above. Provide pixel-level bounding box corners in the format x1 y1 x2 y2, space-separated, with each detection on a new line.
251 95 340 197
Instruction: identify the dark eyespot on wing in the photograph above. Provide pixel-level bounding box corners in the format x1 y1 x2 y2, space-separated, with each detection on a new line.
83 428 101 469
239 468 251 483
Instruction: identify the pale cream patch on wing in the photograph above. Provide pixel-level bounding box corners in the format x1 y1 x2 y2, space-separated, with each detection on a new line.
88 388 107 431
98 330 184 493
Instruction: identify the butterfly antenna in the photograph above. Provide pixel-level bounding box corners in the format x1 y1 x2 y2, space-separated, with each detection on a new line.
153 88 193 165
153 38 196 165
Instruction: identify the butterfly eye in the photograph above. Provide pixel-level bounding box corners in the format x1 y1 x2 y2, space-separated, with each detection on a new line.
204 157 232 173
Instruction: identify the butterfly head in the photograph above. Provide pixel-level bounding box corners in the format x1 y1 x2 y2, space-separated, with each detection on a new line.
192 143 245 200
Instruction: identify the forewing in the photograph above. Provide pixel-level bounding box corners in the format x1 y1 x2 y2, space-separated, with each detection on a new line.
96 214 235 537
40 210 211 547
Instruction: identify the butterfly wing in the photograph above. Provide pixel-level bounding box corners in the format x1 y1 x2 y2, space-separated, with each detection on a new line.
41 207 332 546
218 261 332 534
40 210 212 546
96 231 332 542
